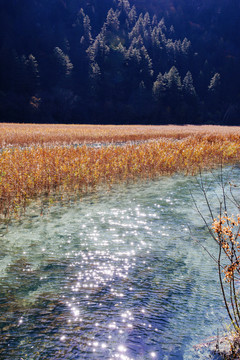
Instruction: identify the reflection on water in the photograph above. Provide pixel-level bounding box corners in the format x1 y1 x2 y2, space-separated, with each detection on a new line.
0 167 239 359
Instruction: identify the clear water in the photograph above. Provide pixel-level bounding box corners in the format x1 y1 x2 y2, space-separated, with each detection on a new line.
0 167 239 360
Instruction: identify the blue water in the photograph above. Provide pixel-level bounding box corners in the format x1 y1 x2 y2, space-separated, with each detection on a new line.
0 167 239 359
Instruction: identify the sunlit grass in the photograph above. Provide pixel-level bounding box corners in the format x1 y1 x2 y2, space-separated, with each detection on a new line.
0 124 240 219
1 123 240 147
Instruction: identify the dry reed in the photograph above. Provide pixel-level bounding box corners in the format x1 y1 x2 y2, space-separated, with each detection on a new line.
1 123 240 148
0 124 240 219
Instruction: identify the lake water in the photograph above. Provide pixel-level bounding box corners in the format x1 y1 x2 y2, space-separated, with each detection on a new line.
0 167 239 359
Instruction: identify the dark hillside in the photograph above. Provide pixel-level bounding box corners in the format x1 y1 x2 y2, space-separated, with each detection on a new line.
0 0 239 124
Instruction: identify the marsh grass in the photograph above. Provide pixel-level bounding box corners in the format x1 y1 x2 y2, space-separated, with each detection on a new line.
1 123 240 148
0 124 240 219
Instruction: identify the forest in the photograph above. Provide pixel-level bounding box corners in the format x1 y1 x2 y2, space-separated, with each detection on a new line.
0 0 239 125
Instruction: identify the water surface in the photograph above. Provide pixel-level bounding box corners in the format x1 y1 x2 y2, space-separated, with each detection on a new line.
1 167 239 359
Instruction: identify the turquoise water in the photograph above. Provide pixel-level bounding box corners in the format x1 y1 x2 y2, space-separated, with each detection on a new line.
0 167 239 359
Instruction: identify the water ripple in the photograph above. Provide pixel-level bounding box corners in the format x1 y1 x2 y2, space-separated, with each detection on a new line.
1 168 239 359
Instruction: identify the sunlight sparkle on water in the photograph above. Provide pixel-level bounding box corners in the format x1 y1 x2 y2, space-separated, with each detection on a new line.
150 352 157 358
118 345 127 352
1 168 239 359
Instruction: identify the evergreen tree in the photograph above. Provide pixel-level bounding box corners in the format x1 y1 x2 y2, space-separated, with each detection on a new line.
158 18 167 33
165 66 184 122
182 71 199 123
117 0 131 27
181 38 191 56
128 5 137 27
208 72 221 93
87 33 110 69
118 0 131 14
152 14 158 27
183 71 196 97
89 61 101 98
103 41 127 104
80 14 93 48
104 8 120 33
144 12 151 28
207 72 222 119
152 72 168 101
0 0 238 124
129 13 144 41
126 35 153 91
152 71 169 123
72 9 86 45
139 45 153 84
167 66 182 93
53 46 73 81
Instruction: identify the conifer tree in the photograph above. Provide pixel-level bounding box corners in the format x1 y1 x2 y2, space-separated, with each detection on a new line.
117 0 131 26
152 14 158 27
104 8 120 33
167 66 182 93
80 14 93 48
153 72 168 101
87 33 110 70
182 71 199 123
207 72 222 118
54 47 73 77
208 72 221 93
72 9 86 45
129 14 144 41
183 71 196 97
164 66 184 122
128 5 137 27
89 61 101 98
53 47 73 86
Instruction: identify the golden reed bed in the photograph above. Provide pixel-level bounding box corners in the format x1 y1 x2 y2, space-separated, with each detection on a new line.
1 123 240 147
0 124 240 218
